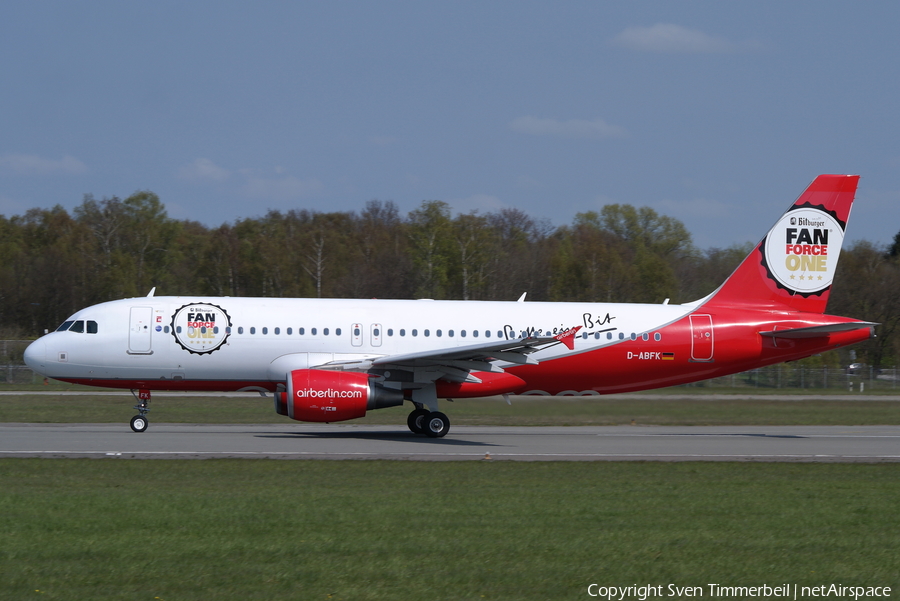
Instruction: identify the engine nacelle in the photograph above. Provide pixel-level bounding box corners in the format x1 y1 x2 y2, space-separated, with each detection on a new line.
276 369 403 422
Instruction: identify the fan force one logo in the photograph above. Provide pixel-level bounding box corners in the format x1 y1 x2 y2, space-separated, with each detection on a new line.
763 207 844 295
171 303 232 354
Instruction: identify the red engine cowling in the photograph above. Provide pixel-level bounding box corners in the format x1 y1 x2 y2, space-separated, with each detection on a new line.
276 369 403 422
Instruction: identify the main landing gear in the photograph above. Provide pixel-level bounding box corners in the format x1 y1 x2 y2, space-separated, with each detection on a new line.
407 405 450 438
130 389 151 432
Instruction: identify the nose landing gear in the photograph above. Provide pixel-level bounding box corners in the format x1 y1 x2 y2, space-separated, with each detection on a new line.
130 389 151 432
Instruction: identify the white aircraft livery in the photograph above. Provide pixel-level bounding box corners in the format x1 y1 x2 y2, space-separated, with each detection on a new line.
24 175 875 437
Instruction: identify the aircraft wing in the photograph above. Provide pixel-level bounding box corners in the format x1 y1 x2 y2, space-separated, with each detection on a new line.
318 328 580 383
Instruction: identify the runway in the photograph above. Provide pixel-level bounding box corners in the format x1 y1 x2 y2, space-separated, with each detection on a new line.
2 423 899 462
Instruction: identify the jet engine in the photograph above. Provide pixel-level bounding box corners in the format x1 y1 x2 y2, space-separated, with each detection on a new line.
274 369 403 422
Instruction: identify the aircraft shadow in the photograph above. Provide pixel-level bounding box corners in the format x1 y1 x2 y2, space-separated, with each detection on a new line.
256 431 499 447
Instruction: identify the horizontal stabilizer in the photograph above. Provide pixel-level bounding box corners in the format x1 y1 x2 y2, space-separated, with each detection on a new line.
760 322 878 339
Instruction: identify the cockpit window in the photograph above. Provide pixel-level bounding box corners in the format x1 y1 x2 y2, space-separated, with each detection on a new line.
55 320 98 333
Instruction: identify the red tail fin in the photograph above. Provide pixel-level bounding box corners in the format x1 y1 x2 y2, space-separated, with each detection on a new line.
703 174 859 314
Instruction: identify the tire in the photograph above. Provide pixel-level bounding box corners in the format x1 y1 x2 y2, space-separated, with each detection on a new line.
423 411 449 438
130 415 148 433
407 408 429 434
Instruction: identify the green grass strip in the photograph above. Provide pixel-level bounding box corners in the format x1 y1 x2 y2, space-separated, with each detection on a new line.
1 460 898 600
3 394 900 426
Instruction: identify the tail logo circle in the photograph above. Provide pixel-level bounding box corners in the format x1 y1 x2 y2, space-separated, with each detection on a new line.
763 206 844 296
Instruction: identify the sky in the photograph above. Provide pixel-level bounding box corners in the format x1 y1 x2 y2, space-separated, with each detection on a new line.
1 1 899 249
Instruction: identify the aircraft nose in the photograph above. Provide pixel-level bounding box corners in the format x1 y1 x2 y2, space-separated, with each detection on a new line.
24 339 46 371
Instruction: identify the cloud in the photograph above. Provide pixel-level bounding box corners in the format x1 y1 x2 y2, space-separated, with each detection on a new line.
510 116 627 139
0 153 87 175
241 175 325 201
179 158 230 183
611 23 742 54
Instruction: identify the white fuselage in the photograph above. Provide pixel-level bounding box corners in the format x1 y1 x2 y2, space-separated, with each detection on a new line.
26 296 693 390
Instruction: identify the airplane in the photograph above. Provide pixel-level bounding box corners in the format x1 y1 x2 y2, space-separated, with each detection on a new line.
23 174 876 437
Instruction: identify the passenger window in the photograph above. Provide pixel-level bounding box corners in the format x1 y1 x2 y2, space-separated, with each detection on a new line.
461 330 466 337
400 329 406 336
424 329 430 337
299 327 305 335
238 327 244 334
449 330 454 337
87 321 98 334
311 328 317 335
473 330 478 338
274 327 280 335
336 328 341 336
287 328 292 335
56 321 74 332
436 329 441 337
387 329 394 336
324 328 329 336
250 327 256 335
412 329 418 337
654 333 661 341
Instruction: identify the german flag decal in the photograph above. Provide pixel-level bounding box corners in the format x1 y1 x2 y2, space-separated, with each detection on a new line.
662 352 675 360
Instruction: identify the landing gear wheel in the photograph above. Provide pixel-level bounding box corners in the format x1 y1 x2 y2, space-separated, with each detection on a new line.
130 415 149 433
407 408 429 434
423 411 450 438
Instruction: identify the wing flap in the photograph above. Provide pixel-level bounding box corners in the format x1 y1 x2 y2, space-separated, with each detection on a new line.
371 335 560 369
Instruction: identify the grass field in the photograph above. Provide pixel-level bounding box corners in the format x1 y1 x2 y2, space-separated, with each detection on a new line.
3 388 898 599
1 460 898 600
2 390 900 426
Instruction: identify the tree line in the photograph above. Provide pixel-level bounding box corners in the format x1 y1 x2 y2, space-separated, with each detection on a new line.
1 191 897 367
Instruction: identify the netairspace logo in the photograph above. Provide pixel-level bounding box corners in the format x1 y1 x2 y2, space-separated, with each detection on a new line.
586 583 892 600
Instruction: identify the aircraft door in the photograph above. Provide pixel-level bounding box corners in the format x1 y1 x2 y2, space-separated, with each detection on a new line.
351 323 363 347
371 323 382 347
689 314 714 362
129 306 153 354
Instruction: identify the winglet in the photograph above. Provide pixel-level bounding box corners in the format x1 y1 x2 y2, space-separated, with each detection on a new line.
554 326 582 351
